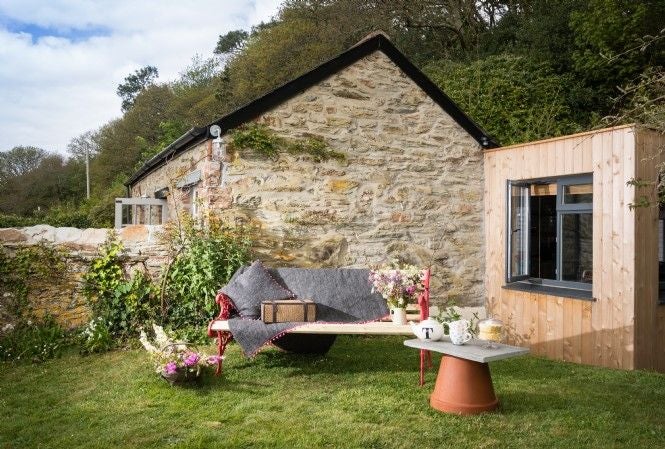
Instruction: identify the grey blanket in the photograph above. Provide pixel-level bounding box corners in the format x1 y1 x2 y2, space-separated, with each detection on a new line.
228 267 389 356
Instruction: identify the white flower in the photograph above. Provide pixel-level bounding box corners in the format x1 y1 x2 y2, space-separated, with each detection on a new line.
1 323 15 333
152 324 172 349
139 329 159 354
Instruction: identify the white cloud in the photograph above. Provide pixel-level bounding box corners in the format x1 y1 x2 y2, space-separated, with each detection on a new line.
0 0 282 154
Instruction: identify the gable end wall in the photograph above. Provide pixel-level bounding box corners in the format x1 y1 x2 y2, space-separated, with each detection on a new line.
134 51 485 305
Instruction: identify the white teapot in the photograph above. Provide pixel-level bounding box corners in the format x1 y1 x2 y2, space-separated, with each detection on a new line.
410 318 444 341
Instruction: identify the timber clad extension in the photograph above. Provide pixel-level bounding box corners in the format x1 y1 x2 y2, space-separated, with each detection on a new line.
485 125 665 372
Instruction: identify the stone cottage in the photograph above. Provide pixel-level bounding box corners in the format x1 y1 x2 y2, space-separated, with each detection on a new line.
122 32 497 306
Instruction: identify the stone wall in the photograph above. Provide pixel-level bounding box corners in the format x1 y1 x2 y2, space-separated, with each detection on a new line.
0 225 168 328
131 140 213 222
134 50 486 306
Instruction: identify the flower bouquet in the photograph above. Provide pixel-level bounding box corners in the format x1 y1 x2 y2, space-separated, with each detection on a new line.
368 260 425 308
139 324 222 386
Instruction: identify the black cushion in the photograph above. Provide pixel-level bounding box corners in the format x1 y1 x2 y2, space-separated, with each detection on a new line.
221 260 294 318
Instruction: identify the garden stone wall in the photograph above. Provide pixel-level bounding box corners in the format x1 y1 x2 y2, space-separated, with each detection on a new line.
0 225 168 329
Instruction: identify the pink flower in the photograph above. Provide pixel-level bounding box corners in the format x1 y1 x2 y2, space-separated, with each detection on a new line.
207 355 224 365
183 352 200 367
164 361 178 375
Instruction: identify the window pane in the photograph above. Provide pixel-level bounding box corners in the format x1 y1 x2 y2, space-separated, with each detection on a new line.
561 213 593 283
509 185 529 279
529 194 557 279
150 205 163 225
563 183 593 204
121 205 133 225
135 205 148 225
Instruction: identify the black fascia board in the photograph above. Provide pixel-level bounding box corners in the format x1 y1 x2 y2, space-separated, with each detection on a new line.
126 33 498 187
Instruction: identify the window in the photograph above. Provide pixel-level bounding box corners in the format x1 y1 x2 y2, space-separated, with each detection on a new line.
114 198 168 228
507 175 593 293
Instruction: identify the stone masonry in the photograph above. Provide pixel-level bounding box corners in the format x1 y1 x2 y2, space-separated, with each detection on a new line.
132 51 486 306
0 225 168 328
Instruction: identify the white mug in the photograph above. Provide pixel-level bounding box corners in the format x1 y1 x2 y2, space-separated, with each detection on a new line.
448 319 472 345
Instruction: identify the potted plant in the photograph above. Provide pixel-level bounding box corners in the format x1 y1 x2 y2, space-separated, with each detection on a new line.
369 261 424 324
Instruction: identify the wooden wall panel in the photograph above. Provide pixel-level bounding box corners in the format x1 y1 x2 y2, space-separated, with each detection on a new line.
484 125 639 370
634 128 665 371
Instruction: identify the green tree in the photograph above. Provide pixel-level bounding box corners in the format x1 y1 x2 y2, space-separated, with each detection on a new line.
117 65 159 111
214 29 249 55
425 54 590 145
0 146 46 187
571 0 665 105
67 130 101 162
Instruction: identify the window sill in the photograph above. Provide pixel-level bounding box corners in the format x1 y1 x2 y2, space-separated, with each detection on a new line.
502 282 595 301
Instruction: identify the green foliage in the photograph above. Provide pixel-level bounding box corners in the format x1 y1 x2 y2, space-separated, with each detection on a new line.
0 152 86 217
117 65 159 112
0 316 68 362
0 213 40 228
135 119 190 169
162 214 252 328
78 317 114 355
214 29 249 55
230 123 345 162
0 146 46 187
571 0 665 88
35 202 93 228
83 233 159 340
0 244 71 363
425 55 589 145
0 243 66 326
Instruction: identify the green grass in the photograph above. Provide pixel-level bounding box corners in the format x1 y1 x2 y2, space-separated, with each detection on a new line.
1 336 664 449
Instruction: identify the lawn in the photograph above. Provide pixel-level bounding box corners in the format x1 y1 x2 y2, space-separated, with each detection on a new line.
1 336 664 449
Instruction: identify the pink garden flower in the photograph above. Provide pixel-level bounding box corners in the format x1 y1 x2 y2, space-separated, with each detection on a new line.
207 355 224 365
183 352 200 367
164 361 178 375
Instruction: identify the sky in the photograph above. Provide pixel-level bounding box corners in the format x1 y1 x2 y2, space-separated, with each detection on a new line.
0 0 283 155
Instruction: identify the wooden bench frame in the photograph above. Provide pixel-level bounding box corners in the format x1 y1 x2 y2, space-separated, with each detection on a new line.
208 269 433 384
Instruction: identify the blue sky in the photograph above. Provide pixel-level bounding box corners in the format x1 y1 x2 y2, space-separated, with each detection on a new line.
1 19 111 43
0 0 282 154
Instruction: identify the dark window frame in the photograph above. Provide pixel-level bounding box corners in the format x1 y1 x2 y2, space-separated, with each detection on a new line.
506 174 593 296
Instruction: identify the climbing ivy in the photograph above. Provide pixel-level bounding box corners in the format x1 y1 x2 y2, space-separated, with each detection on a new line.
0 243 66 326
0 243 70 362
229 123 345 162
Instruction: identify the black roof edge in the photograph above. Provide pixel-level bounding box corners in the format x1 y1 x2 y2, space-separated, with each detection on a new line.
126 32 498 187
125 126 207 186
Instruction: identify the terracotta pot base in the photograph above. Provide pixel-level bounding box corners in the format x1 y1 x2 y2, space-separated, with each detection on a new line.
429 355 498 415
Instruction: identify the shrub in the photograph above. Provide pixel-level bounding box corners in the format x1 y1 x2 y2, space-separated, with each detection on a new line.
83 232 159 340
424 54 591 145
161 214 252 328
0 214 40 228
78 317 114 354
0 317 68 363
